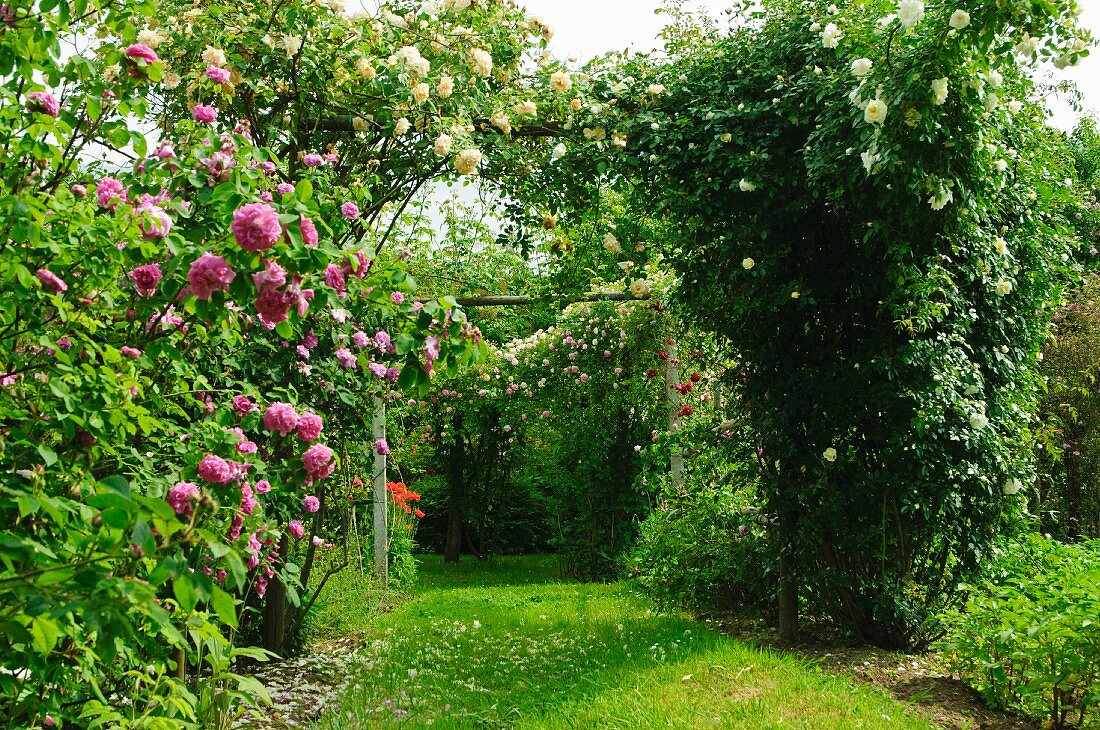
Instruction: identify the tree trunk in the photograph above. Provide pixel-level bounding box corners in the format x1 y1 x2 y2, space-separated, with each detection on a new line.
443 416 465 563
777 507 799 643
262 571 288 656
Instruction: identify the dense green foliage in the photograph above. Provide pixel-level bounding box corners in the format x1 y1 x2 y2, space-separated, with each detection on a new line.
939 534 1100 728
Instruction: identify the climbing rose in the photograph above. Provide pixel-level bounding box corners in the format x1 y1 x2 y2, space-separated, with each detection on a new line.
205 66 230 84
454 148 482 175
254 286 296 324
26 91 60 117
255 479 271 494
324 264 346 295
297 412 323 442
341 202 360 219
197 454 234 483
302 443 335 480
96 177 126 209
36 269 67 294
131 264 162 297
391 291 405 305
231 202 282 252
167 481 199 516
263 401 299 436
897 0 925 29
124 43 159 64
374 438 390 455
864 98 888 124
193 104 217 123
335 348 357 369
302 153 323 167
121 346 142 359
232 395 255 416
299 217 318 246
949 9 970 29
302 495 320 513
251 259 287 294
187 253 236 299
312 536 324 547
288 520 305 539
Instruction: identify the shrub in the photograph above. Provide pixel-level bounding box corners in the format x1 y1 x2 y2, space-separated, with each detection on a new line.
1037 274 1100 538
939 534 1100 728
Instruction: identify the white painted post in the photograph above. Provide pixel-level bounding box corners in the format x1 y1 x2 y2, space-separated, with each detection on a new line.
664 343 685 489
372 397 388 582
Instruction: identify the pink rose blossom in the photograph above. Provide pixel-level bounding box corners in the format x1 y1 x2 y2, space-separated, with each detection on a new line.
387 367 400 382
423 336 441 373
231 202 282 252
71 184 87 197
324 263 346 296
123 43 159 64
302 443 335 480
198 454 234 483
26 91 60 117
374 331 392 351
374 438 390 456
302 153 323 167
263 401 299 436
297 412 323 441
130 263 162 297
121 346 142 359
288 520 305 539
96 177 126 209
390 291 405 305
255 286 296 324
340 202 360 219
193 104 218 123
36 268 67 294
352 331 369 347
167 481 200 515
237 439 258 454
255 479 271 494
368 362 387 378
303 495 321 513
335 348 357 369
299 217 318 246
251 259 287 293
276 182 295 196
205 66 230 84
232 395 255 416
312 536 324 547
187 252 236 299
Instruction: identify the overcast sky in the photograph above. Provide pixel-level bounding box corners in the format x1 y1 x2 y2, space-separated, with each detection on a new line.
516 0 1099 131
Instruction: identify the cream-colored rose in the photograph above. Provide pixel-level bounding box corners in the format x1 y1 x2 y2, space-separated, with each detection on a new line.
352 116 368 131
739 179 756 192
603 233 622 254
583 127 605 141
202 46 227 67
551 143 567 161
137 29 165 49
851 58 873 77
742 257 755 270
490 111 511 135
822 22 842 48
550 70 571 93
283 34 303 58
412 82 430 104
437 75 454 97
611 132 627 148
994 237 1009 255
570 98 583 111
163 72 181 89
394 117 411 136
949 9 970 29
630 279 650 299
646 83 666 95
357 57 377 80
454 148 482 175
996 280 1013 296
433 132 453 156
931 77 949 105
514 100 537 117
864 98 888 124
470 48 493 77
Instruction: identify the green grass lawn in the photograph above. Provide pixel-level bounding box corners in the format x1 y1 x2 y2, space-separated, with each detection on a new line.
312 555 933 729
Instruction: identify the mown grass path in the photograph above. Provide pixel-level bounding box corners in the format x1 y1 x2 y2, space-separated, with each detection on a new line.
313 556 932 729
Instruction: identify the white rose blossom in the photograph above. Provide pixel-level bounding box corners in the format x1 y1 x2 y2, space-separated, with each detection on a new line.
851 58 873 77
470 48 493 77
897 0 925 29
739 179 757 192
454 148 481 175
550 71 572 93
864 98 888 124
393 117 411 136
822 22 842 48
551 143 567 161
931 77 949 105
433 133 453 156
949 9 970 29
742 257 755 270
437 76 454 97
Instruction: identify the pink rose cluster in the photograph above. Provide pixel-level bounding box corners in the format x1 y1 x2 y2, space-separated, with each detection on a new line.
167 481 200 516
302 443 335 482
26 91 60 117
197 454 250 484
130 263 162 297
188 252 236 299
231 202 282 252
193 104 218 123
205 66 230 84
263 401 299 436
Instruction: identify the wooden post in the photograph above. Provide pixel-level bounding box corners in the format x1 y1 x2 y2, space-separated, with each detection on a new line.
372 397 388 582
664 343 685 489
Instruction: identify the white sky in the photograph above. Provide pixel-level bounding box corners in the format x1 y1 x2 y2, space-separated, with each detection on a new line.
517 0 1099 131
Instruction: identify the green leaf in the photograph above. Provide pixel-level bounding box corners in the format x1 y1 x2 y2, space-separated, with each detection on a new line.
37 445 58 467
295 179 313 202
173 573 197 613
211 587 238 628
30 616 59 655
